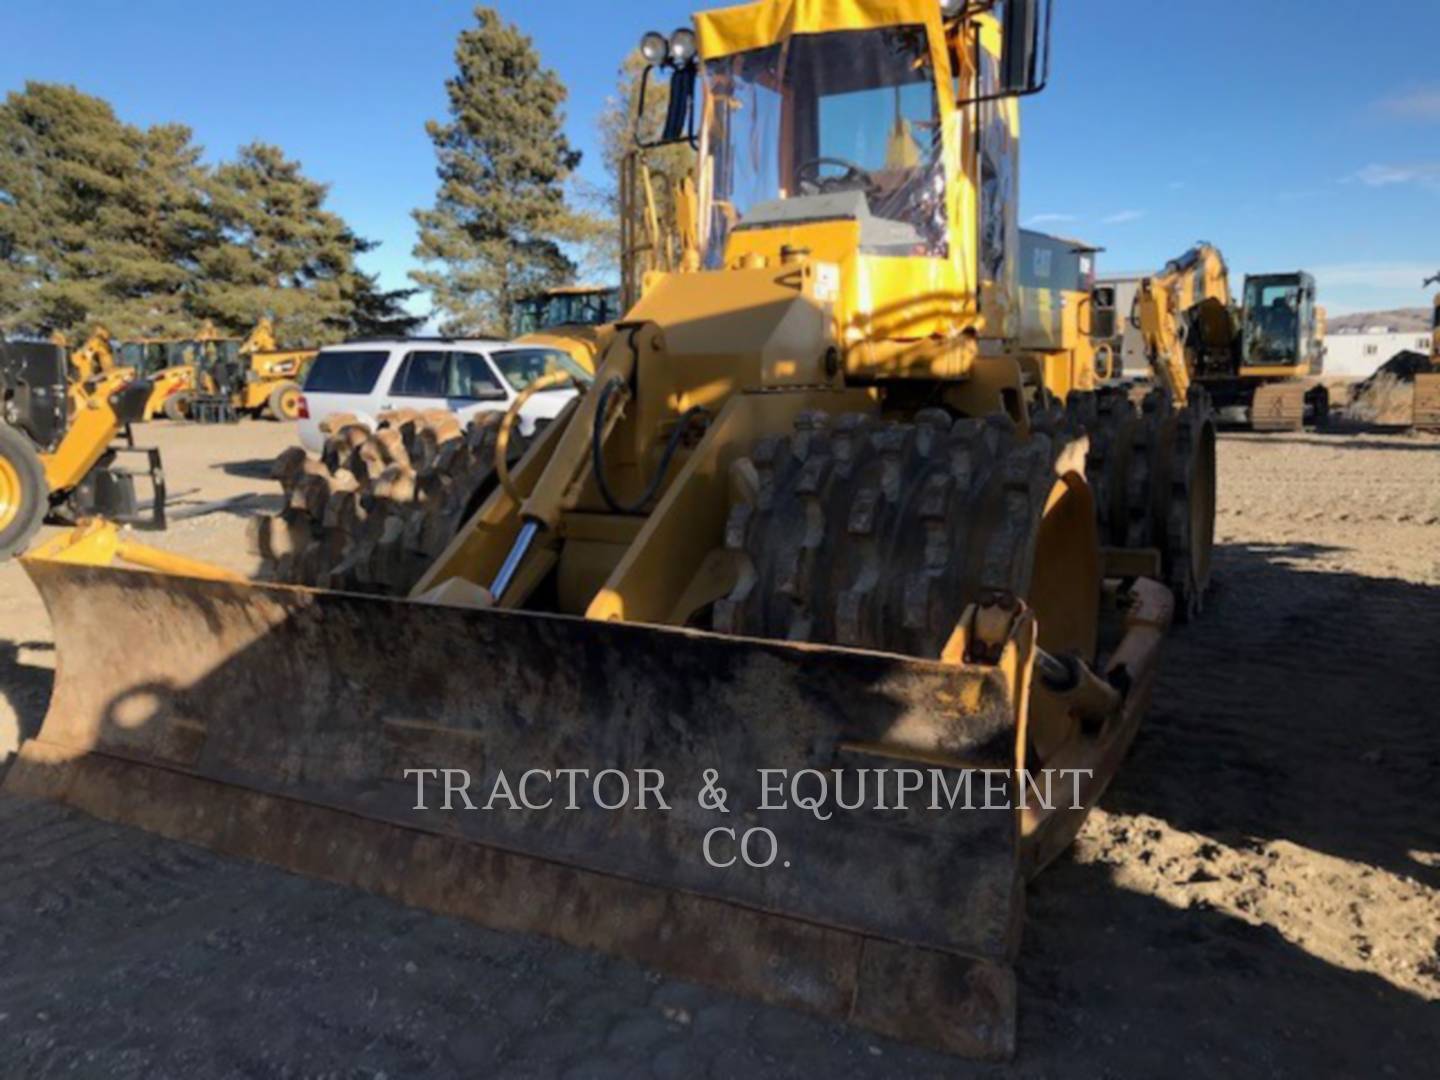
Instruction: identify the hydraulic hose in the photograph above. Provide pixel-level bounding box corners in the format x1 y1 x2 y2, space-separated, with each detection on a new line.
591 375 708 515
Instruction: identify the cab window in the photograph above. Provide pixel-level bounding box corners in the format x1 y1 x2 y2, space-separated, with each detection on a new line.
448 352 505 399
391 351 449 397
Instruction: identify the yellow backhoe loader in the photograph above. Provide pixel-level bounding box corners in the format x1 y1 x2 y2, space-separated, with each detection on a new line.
0 339 165 559
1415 274 1440 431
1137 244 1328 431
119 324 228 421
6 0 1212 1059
123 319 315 422
227 317 316 421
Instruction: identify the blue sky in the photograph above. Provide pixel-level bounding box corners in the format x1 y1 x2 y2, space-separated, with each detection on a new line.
2 0 1437 314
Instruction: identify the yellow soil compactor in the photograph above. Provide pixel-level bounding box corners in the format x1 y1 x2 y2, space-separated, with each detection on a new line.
6 0 1215 1059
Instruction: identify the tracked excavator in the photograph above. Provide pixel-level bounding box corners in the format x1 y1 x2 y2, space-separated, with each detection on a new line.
6 0 1214 1058
1137 244 1328 431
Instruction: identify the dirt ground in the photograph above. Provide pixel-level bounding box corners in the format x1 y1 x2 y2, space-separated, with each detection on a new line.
1 418 1438 1078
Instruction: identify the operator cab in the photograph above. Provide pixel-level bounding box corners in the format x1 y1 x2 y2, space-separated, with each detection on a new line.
635 0 1051 346
512 287 622 336
1242 273 1318 370
700 25 948 262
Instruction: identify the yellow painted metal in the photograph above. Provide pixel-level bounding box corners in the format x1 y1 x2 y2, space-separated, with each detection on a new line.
517 325 612 374
144 366 197 419
587 387 874 625
696 0 947 58
23 520 244 581
240 318 316 413
1135 244 1233 403
0 453 20 532
41 368 137 493
495 371 575 502
1416 295 1440 430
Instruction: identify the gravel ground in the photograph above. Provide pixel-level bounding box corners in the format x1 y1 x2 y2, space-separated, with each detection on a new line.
1 418 1438 1078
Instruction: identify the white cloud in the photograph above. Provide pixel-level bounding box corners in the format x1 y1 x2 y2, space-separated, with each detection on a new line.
1379 88 1440 121
1346 163 1440 190
1024 213 1078 226
1101 209 1146 225
1309 262 1438 316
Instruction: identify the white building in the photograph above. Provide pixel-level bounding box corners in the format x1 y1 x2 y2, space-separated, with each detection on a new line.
1325 328 1434 379
1094 274 1148 376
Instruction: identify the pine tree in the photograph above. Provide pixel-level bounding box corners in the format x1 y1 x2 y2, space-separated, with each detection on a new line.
343 239 427 338
118 123 215 337
410 6 585 337
196 142 366 345
0 83 152 336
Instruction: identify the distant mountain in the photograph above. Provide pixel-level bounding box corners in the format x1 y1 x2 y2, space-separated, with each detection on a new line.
1328 308 1430 334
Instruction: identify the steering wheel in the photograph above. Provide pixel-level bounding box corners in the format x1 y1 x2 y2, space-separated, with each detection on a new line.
795 157 876 196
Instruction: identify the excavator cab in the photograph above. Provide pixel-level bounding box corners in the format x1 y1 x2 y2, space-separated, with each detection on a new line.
1241 272 1320 375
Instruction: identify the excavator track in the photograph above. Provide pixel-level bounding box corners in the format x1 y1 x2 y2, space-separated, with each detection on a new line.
249 410 527 595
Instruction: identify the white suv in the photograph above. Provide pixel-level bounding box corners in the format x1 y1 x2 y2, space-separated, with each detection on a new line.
296 339 589 453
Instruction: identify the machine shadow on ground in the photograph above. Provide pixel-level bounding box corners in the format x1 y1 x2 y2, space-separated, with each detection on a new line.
1 541 1436 1075
1101 541 1440 888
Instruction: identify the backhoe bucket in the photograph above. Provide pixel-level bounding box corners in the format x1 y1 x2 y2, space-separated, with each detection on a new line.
6 553 1169 1059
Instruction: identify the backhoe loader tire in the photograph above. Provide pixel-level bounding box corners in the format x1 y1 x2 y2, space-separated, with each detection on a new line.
717 409 1098 663
163 393 193 422
250 410 527 595
0 424 49 560
266 382 304 422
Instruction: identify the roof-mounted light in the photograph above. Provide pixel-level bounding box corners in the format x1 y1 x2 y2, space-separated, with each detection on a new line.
639 31 669 66
668 28 697 65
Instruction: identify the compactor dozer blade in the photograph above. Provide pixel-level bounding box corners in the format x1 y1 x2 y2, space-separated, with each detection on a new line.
7 542 1170 1060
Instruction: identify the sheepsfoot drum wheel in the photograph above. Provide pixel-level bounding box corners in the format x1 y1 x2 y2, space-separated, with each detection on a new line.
1115 387 1215 621
1057 386 1216 622
715 409 1099 665
710 408 1145 1056
267 382 303 422
0 424 50 559
248 409 530 595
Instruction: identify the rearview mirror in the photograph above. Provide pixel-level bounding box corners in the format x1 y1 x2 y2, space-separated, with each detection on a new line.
1001 0 1050 96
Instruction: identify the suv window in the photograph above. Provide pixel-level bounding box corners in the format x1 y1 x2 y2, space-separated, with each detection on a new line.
492 348 591 392
304 350 391 394
391 350 449 397
448 352 505 399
